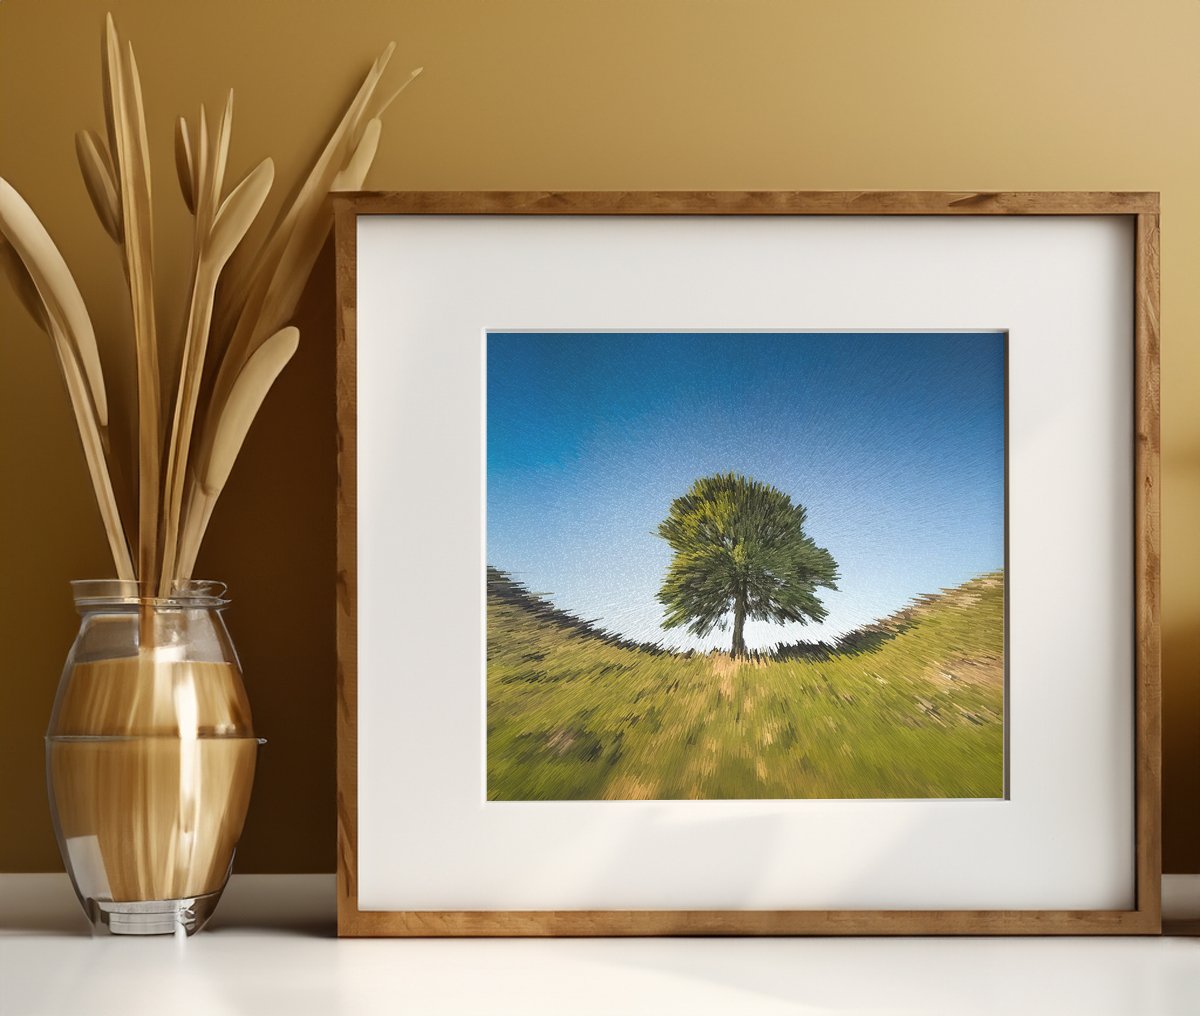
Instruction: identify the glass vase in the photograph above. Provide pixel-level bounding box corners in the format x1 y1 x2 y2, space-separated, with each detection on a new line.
45 580 260 935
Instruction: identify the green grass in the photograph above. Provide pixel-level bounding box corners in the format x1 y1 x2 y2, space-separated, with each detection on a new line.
486 571 1005 801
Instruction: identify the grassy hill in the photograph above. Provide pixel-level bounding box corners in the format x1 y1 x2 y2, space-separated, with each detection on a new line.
486 569 1005 801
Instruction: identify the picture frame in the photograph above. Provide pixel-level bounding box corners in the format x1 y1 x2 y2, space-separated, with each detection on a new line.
334 191 1160 936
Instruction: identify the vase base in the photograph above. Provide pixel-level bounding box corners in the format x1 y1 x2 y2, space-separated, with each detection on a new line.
91 890 223 936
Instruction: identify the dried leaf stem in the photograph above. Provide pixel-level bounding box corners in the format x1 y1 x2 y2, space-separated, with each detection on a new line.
104 15 162 584
159 92 275 592
0 14 418 588
178 56 418 571
0 180 134 579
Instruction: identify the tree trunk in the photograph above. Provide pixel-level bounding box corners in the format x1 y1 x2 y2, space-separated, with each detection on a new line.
731 592 747 659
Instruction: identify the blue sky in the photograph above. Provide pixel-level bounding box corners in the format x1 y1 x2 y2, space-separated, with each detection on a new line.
486 331 1005 652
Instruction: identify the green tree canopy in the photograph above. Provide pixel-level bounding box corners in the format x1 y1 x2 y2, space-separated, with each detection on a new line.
657 473 838 658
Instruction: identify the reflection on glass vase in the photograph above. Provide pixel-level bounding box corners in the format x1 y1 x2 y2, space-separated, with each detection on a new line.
45 580 260 935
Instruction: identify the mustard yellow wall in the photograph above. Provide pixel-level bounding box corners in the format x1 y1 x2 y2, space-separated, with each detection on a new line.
1 0 1197 873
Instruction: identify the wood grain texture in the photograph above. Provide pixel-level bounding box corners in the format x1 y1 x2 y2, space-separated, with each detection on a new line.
1134 213 1163 928
334 199 360 936
340 906 1159 938
345 190 1159 216
334 192 1162 937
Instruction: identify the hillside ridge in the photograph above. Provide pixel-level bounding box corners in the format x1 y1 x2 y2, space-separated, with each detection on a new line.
487 565 1004 661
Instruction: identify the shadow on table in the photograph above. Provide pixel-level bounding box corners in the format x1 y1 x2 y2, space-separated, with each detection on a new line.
204 873 337 938
0 874 91 937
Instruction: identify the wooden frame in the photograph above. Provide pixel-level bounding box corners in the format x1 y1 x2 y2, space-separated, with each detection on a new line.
334 191 1161 937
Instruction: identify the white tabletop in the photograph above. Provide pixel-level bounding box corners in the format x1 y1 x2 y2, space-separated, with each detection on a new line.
2 874 1198 1016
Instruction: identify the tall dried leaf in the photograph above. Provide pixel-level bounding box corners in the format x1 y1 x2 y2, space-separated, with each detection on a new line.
75 129 122 241
331 118 381 192
0 175 133 577
202 326 298 495
174 116 196 214
0 233 50 331
107 17 161 580
0 177 108 424
196 104 210 219
159 157 273 588
370 66 423 121
174 326 298 578
212 159 274 260
210 43 397 359
100 15 120 180
210 90 234 215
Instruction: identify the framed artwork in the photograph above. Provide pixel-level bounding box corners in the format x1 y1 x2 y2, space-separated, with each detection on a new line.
334 192 1160 936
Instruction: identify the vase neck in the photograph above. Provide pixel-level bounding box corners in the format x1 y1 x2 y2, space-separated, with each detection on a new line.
71 579 229 612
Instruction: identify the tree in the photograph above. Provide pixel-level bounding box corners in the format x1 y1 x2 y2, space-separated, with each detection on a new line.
657 473 838 658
